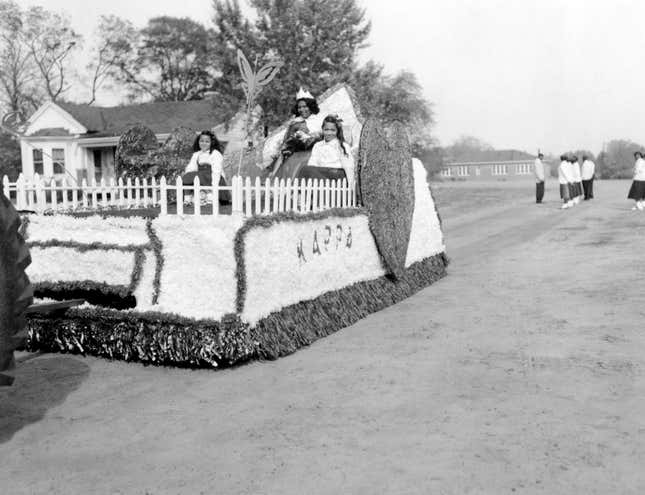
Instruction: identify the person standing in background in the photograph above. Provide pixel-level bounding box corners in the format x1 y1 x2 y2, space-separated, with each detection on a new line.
558 154 573 209
534 152 545 203
627 151 645 210
581 155 595 200
570 155 583 204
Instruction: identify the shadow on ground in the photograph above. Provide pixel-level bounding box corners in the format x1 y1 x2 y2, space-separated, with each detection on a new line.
0 355 90 444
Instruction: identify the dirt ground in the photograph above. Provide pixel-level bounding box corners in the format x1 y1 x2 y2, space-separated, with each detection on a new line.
2 179 644 494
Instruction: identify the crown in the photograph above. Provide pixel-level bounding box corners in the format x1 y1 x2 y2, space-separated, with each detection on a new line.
295 87 314 100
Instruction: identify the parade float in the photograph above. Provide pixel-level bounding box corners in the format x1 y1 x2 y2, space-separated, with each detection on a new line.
16 135 447 367
0 56 448 373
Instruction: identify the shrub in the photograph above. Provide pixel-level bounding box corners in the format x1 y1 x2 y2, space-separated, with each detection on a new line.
115 124 159 178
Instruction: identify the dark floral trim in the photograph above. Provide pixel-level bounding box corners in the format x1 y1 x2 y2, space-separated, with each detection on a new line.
233 207 365 313
145 219 164 304
34 280 136 309
27 239 149 252
24 309 255 368
129 248 146 293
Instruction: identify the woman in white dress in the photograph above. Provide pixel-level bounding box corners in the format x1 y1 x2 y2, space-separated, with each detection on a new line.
305 114 355 185
627 151 645 210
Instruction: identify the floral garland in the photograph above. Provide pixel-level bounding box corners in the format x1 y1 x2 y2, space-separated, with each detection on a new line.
27 239 147 253
234 207 365 313
33 281 136 309
24 307 256 368
145 219 164 305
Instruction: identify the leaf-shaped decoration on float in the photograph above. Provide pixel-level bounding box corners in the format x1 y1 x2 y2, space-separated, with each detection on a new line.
237 49 253 83
255 60 283 87
357 119 415 280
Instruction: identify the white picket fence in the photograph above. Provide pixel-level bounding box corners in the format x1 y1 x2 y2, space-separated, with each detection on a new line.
2 173 357 217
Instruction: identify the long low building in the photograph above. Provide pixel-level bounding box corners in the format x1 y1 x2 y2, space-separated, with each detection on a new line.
441 149 550 180
441 159 547 180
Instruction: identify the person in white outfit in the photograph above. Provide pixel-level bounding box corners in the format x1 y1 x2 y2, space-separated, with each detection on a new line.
558 154 574 209
581 155 595 200
182 130 224 204
570 155 583 204
627 151 645 210
307 114 355 187
534 152 545 204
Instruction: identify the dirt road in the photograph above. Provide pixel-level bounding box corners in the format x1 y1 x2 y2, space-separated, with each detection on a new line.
2 180 644 494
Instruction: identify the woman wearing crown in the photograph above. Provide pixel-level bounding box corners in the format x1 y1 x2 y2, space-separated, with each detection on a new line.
270 88 324 178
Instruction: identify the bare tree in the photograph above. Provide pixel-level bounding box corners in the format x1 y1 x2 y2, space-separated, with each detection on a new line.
86 15 139 105
0 1 41 115
22 6 81 102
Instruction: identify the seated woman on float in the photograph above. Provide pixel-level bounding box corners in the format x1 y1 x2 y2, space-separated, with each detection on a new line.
270 88 323 178
305 114 355 186
182 130 224 203
281 88 322 154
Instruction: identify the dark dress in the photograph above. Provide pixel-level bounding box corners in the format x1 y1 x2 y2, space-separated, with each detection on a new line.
182 163 213 186
627 181 645 200
270 118 322 179
182 163 231 205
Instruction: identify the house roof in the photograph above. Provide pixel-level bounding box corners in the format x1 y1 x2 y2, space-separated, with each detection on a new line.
447 149 535 164
57 100 221 138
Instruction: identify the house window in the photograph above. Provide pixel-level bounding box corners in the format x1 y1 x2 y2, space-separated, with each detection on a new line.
32 149 44 176
515 163 531 175
458 166 469 176
52 148 65 175
441 168 452 177
492 164 508 175
475 167 481 176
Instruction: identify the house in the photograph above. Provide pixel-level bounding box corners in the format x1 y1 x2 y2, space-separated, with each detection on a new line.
19 100 245 183
441 149 548 180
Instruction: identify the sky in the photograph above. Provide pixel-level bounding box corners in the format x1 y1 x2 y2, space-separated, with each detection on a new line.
19 0 645 155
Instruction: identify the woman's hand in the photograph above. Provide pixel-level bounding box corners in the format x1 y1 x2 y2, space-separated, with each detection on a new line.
294 130 311 141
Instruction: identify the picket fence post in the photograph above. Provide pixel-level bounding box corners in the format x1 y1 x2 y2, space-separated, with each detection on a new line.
50 178 58 211
71 178 79 209
243 176 251 217
82 178 89 208
212 177 219 216
142 177 149 207
176 176 184 215
134 177 141 208
193 176 201 216
291 178 299 212
160 176 167 215
254 177 262 215
263 177 271 214
35 174 46 212
60 178 68 210
15 174 26 210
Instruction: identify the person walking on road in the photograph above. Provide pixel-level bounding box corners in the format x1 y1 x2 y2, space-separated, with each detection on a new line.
534 152 546 203
581 155 595 200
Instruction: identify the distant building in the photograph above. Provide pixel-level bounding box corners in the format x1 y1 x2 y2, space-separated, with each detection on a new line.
19 100 252 182
441 149 549 180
